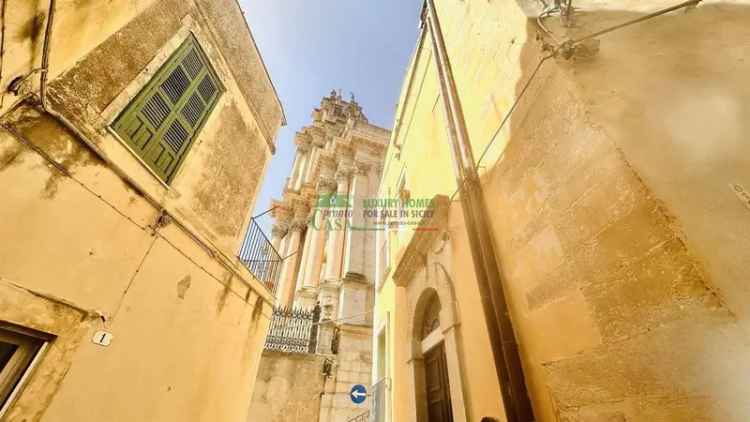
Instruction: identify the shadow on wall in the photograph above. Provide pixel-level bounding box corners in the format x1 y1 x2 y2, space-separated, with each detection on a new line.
482 3 750 422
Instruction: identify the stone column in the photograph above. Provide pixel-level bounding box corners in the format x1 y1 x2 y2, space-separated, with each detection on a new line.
322 169 351 282
286 153 301 191
294 143 312 191
273 233 289 301
317 170 350 347
343 162 371 278
269 222 289 301
295 179 336 310
277 217 306 308
270 223 287 253
323 163 372 327
293 221 313 298
303 146 319 185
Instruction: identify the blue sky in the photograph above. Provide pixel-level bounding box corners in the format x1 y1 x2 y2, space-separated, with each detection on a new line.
239 0 423 227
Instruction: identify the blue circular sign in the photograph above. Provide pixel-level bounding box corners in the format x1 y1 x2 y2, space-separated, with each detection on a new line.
350 384 367 404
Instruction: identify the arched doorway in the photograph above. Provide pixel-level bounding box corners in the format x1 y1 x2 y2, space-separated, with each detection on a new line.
416 291 454 422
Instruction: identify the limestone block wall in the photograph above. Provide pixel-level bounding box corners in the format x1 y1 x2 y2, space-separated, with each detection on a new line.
479 65 735 420
248 352 328 422
378 1 750 421
474 3 750 420
319 325 373 422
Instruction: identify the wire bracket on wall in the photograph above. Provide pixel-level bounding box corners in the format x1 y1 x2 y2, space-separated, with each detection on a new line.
538 0 704 60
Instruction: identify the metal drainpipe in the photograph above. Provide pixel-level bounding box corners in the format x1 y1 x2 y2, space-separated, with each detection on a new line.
422 1 535 421
39 0 56 112
0 0 8 108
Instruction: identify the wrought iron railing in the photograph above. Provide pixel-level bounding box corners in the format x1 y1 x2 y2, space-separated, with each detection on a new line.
239 217 282 294
264 305 321 353
347 410 370 422
371 378 388 422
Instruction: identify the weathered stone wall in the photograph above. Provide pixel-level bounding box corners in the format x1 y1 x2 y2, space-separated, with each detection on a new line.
1 0 284 256
0 109 274 421
0 0 283 420
379 1 750 421
481 65 734 420
1 0 283 141
319 325 373 422
478 3 750 420
248 351 327 422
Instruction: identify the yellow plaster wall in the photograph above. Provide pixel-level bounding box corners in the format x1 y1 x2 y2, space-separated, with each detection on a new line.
0 0 283 420
378 0 750 421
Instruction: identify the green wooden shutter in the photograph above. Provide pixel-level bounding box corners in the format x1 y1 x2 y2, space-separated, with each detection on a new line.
112 35 223 183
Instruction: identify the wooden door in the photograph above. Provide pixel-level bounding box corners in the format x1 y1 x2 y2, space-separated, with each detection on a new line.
424 342 453 422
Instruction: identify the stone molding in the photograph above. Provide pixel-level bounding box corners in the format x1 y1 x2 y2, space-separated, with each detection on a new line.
355 161 372 175
393 195 451 287
335 168 353 183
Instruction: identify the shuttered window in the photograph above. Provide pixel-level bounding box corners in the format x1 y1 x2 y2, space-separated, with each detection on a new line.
112 35 223 183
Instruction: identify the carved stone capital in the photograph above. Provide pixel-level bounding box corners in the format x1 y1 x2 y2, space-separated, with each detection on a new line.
298 142 312 154
290 218 308 232
335 167 353 183
317 178 337 195
290 200 310 227
271 223 289 238
355 161 372 175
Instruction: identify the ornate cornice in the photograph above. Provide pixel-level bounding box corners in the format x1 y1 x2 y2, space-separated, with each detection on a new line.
392 195 450 287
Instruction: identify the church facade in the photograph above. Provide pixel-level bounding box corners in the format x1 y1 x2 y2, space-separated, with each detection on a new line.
248 92 391 422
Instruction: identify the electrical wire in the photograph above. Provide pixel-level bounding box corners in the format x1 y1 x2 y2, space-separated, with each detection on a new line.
312 309 373 326
448 0 704 203
476 54 553 169
572 0 702 44
448 53 552 203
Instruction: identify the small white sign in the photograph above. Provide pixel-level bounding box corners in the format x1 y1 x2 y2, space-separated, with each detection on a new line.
730 183 750 211
92 330 114 347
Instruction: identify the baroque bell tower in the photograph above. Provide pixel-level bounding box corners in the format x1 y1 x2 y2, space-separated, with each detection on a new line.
265 91 391 421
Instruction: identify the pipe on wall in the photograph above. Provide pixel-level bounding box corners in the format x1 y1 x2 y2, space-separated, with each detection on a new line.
39 0 55 112
422 0 535 421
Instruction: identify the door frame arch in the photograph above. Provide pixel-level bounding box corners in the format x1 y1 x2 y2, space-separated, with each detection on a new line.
405 258 469 422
